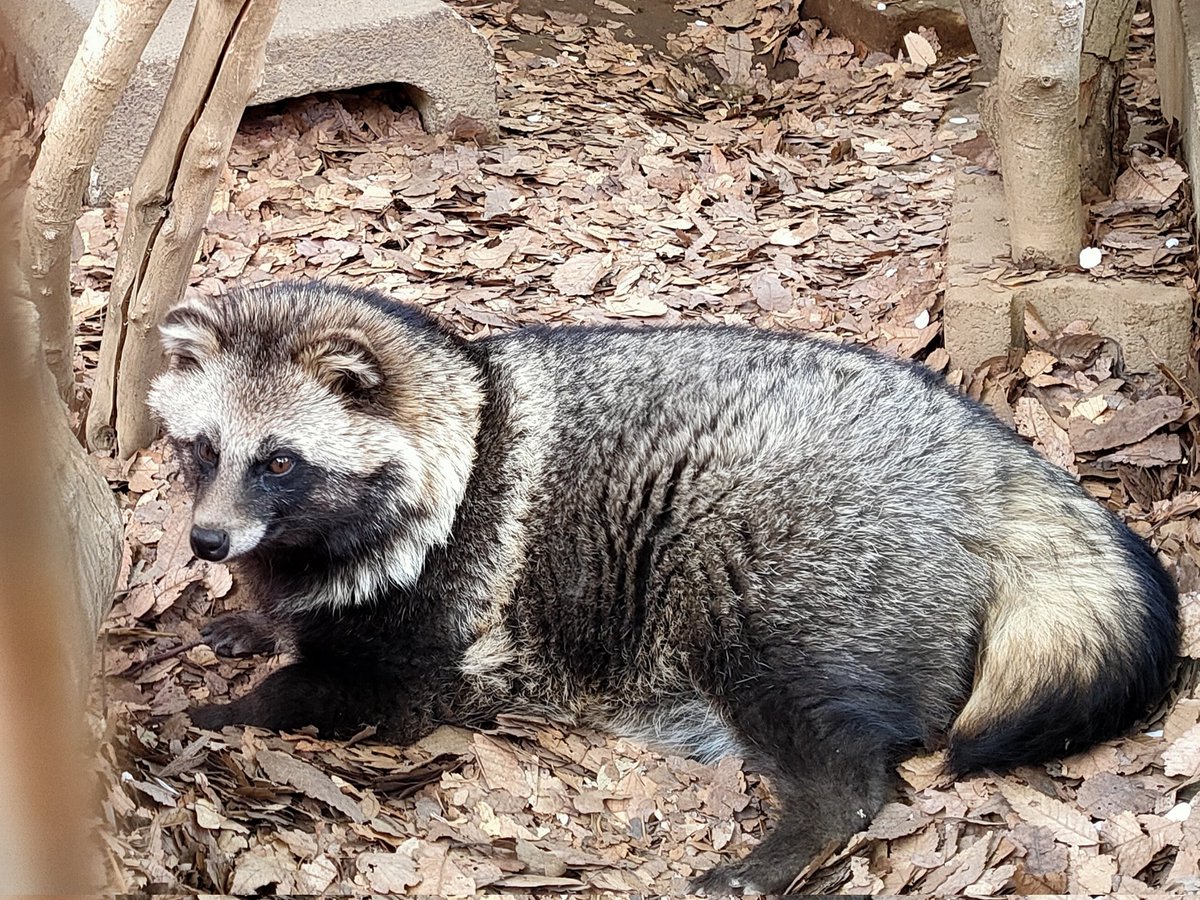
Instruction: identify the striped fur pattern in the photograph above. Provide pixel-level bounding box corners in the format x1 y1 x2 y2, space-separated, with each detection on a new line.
148 281 1178 894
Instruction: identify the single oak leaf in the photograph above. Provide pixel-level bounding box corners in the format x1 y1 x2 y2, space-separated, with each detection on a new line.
749 270 792 312
1164 723 1200 778
256 748 366 823
230 843 296 895
1069 848 1116 894
357 851 419 893
865 802 931 840
1097 432 1182 467
1068 395 1182 453
1075 771 1157 819
997 778 1099 847
551 251 612 297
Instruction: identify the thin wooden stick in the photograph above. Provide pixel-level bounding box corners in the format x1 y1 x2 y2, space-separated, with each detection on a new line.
87 0 283 457
20 0 171 401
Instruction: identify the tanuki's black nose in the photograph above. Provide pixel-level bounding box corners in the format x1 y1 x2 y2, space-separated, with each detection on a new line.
190 526 230 561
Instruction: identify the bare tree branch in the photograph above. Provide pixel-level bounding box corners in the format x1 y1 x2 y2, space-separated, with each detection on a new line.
19 0 171 401
87 0 283 457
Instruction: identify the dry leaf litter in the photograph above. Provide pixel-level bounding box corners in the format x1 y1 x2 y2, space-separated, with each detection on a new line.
3 0 1199 894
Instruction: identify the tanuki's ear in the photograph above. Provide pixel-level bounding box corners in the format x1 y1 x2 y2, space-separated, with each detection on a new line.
293 329 384 398
158 301 221 371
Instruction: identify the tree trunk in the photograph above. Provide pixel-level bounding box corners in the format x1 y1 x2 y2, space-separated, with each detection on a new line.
991 0 1085 266
86 0 282 458
959 0 1004 80
1079 0 1136 193
964 0 1132 199
20 0 171 402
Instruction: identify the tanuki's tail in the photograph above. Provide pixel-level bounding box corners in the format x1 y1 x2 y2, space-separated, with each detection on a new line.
946 480 1178 775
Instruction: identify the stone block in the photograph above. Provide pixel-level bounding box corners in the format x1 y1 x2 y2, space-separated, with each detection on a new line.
0 0 498 200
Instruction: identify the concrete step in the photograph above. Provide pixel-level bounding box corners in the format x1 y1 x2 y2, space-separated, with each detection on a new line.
2 0 498 201
943 172 1192 378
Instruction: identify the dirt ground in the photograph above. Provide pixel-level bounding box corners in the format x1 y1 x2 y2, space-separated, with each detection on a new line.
10 0 1195 894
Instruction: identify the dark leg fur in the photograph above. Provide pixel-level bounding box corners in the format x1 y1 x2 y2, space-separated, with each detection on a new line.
692 676 898 895
192 663 377 735
189 662 446 745
201 611 278 657
693 758 891 895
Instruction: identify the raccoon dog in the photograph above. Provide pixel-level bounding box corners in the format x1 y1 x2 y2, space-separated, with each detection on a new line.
149 281 1177 894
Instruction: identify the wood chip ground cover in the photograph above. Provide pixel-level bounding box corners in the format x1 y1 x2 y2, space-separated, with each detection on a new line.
6 0 1197 894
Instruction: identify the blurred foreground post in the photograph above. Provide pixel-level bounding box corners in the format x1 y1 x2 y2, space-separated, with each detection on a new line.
0 170 113 894
2 12 124 888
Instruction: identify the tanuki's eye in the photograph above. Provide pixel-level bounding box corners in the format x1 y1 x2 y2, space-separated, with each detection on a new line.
195 436 218 466
267 455 294 476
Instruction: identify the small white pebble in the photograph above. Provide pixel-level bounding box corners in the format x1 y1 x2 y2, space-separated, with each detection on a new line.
931 153 944 162
877 2 886 9
121 771 134 782
914 309 931 329
885 266 897 277
1079 246 1102 269
1166 801 1192 822
695 19 707 26
526 113 543 123
1145 728 1164 738
1166 237 1180 248
949 116 969 125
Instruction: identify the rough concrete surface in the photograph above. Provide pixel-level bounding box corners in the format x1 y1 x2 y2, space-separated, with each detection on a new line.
943 173 1015 372
1153 0 1200 220
944 173 1192 377
0 0 498 200
803 0 974 58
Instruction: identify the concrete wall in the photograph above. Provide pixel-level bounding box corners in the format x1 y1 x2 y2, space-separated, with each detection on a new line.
0 0 498 200
1152 0 1200 225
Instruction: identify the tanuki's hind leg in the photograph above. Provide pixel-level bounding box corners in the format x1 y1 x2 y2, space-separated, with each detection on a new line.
691 682 897 895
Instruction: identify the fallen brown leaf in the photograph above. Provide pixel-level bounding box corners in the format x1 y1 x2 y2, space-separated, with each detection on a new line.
997 778 1099 847
256 747 367 823
1069 395 1183 453
551 251 612 297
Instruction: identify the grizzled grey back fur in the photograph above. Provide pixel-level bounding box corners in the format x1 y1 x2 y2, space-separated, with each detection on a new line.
149 281 1177 894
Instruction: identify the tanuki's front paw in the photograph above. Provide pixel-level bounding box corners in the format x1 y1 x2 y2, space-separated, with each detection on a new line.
201 611 278 657
690 862 759 897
